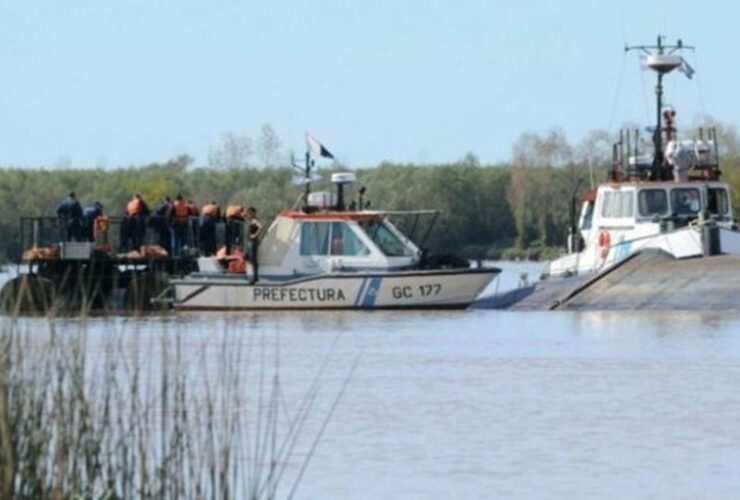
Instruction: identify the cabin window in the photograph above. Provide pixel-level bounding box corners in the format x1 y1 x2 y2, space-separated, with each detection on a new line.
671 188 701 215
600 191 634 218
580 201 594 231
638 189 668 217
707 188 729 215
359 220 414 257
620 192 634 217
300 222 330 255
600 192 612 217
330 222 370 256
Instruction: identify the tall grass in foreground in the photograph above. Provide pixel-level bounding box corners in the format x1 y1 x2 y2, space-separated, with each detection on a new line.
0 317 356 499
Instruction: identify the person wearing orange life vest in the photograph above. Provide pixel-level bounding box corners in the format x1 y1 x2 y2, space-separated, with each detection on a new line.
121 193 149 251
199 201 220 256
171 194 190 257
224 204 245 255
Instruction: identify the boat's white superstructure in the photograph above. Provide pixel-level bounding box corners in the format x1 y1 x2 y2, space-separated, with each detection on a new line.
546 36 740 279
170 170 498 310
547 180 740 277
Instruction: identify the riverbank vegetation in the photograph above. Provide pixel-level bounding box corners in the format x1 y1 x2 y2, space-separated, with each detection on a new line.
0 318 353 498
2 120 740 262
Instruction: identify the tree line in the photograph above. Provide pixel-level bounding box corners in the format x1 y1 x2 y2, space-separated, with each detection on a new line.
3 120 740 262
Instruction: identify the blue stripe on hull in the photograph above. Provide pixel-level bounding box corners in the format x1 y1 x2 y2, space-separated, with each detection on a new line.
354 278 369 307
361 277 382 308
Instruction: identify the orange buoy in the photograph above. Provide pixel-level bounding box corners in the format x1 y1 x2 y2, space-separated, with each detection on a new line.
598 230 611 258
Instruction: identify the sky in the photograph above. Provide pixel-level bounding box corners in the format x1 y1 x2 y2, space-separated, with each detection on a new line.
0 0 737 168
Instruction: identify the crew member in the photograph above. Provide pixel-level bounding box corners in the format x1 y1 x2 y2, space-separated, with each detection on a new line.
199 201 220 256
246 206 263 284
224 204 245 255
56 191 83 241
171 194 190 257
123 193 149 251
187 199 200 250
81 201 103 241
150 196 173 254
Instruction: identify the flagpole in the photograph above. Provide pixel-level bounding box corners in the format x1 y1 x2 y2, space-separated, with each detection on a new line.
304 150 312 209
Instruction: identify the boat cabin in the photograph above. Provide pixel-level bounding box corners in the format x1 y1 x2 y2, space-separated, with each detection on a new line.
256 208 422 279
579 181 734 245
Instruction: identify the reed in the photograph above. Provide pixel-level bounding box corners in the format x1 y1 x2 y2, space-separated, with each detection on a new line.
0 316 355 499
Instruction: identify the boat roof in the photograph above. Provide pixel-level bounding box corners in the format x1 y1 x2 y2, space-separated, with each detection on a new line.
598 179 729 189
279 209 439 221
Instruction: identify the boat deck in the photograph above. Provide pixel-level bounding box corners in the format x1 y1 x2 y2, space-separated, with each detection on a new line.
480 250 740 311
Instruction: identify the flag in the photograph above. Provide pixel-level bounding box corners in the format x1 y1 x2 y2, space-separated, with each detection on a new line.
679 58 695 79
306 133 335 159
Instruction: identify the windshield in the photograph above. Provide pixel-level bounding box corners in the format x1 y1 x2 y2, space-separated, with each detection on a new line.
359 220 415 257
707 188 730 215
638 189 668 217
671 188 701 216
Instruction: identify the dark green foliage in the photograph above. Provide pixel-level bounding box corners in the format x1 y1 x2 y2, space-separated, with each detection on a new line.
5 117 740 262
0 160 589 261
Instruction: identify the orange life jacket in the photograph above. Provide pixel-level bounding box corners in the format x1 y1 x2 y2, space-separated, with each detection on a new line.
126 198 142 216
202 203 219 217
173 199 189 222
225 205 244 219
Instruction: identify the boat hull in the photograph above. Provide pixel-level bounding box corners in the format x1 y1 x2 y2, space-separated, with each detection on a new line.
171 268 499 310
547 225 740 278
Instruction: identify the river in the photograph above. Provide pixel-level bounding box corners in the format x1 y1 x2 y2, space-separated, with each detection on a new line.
4 263 740 499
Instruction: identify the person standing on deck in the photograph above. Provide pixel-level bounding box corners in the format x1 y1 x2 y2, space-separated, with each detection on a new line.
187 199 200 250
224 204 245 255
171 194 190 257
56 191 83 241
81 201 103 241
150 196 173 254
123 193 149 251
245 206 263 284
199 201 220 256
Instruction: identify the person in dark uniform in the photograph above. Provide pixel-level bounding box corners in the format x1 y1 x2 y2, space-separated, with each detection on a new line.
81 201 103 241
245 207 263 284
123 193 150 251
224 204 245 255
150 196 173 254
171 194 190 257
56 191 83 241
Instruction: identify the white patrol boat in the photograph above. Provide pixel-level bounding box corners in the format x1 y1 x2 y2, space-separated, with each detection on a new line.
168 151 499 310
546 37 740 279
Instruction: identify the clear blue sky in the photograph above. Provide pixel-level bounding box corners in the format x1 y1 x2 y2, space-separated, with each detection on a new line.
0 0 736 168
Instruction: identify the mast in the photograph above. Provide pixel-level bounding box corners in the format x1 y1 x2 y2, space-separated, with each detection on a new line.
304 151 312 207
625 36 694 180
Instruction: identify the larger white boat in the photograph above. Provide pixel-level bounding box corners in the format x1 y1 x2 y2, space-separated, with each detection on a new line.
169 153 498 310
546 37 740 279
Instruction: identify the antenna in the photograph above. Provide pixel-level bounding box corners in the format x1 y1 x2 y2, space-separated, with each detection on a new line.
625 36 695 179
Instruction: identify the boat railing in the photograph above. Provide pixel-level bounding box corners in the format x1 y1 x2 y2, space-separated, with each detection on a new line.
610 126 721 182
17 216 226 262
